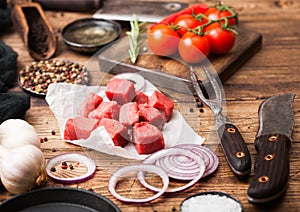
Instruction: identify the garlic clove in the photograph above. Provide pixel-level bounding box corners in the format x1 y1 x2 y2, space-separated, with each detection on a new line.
0 144 46 194
0 119 40 149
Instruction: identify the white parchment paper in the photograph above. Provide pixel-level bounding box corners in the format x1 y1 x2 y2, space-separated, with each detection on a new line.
46 81 204 160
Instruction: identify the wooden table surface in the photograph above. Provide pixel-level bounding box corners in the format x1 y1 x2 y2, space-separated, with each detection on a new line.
1 0 300 211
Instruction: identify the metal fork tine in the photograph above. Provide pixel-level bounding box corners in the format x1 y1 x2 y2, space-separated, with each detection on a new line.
202 66 223 103
190 65 224 115
190 67 210 106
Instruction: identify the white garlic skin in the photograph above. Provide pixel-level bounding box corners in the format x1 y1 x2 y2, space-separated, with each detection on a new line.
0 119 40 149
0 145 45 194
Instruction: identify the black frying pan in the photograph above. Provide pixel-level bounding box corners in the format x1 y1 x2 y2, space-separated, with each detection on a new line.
0 187 120 212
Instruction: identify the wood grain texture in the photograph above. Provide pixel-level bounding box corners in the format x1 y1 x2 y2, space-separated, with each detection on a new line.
1 0 300 211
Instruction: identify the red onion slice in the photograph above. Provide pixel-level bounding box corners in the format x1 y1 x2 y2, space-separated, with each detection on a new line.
108 164 169 203
46 153 96 184
113 73 146 92
157 155 199 172
139 147 205 193
157 155 200 180
173 144 219 177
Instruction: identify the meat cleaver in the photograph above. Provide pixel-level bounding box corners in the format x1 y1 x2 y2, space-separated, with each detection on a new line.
93 0 189 22
247 93 295 204
32 0 188 21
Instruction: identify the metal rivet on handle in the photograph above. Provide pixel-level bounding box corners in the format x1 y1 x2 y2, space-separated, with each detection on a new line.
258 176 269 183
227 127 236 133
164 3 182 11
264 154 274 161
236 151 245 158
268 135 278 142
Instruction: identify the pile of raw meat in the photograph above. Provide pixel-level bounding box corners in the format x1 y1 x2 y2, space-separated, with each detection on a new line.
64 77 174 155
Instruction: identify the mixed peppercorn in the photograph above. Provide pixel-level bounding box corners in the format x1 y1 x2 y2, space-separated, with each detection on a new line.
19 59 89 95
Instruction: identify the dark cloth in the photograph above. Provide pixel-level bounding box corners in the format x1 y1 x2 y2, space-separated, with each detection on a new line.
0 92 31 124
0 0 12 32
0 0 31 123
0 41 30 124
0 39 18 92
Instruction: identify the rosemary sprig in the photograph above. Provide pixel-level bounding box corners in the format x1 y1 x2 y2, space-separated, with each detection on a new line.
126 15 145 64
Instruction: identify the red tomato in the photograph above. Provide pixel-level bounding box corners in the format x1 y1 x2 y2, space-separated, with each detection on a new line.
174 14 204 36
178 32 210 64
148 24 180 56
205 22 235 54
205 7 237 26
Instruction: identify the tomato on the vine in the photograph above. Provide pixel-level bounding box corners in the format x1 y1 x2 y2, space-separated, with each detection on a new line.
205 7 237 26
205 22 235 54
148 24 180 56
174 14 206 36
178 32 210 64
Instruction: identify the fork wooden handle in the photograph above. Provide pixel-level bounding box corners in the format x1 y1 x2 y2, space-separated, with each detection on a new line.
217 123 252 179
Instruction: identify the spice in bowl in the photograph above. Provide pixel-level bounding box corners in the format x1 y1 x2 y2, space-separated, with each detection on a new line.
62 18 121 53
180 191 243 212
19 59 89 96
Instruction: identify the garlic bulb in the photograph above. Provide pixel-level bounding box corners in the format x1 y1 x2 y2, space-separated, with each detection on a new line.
0 119 40 149
0 144 46 194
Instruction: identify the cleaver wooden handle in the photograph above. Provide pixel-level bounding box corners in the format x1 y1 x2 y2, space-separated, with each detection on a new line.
247 134 291 204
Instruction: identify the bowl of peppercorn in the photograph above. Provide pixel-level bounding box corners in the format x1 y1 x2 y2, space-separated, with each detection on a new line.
18 59 89 96
61 18 122 53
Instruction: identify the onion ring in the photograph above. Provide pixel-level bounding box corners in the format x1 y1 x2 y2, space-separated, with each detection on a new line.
138 147 205 193
113 73 146 92
46 153 96 184
108 164 169 203
157 155 200 180
173 144 219 177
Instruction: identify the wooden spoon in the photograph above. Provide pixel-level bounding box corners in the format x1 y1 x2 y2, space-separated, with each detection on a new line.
11 2 57 60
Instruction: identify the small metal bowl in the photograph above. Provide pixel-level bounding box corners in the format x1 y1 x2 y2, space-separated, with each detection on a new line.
62 18 122 53
180 191 243 212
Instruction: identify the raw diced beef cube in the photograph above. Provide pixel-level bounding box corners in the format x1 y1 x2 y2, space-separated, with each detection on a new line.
89 101 120 121
119 102 139 126
98 118 129 147
149 90 174 122
64 117 99 140
138 104 166 130
78 92 103 117
105 78 136 105
133 122 165 154
133 92 149 104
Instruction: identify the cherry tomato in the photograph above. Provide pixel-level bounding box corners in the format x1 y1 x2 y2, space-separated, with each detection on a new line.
205 7 237 26
178 32 210 64
174 14 204 36
148 24 180 56
205 22 235 54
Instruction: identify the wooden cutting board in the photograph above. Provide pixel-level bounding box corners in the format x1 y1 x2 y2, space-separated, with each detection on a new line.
98 27 262 94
